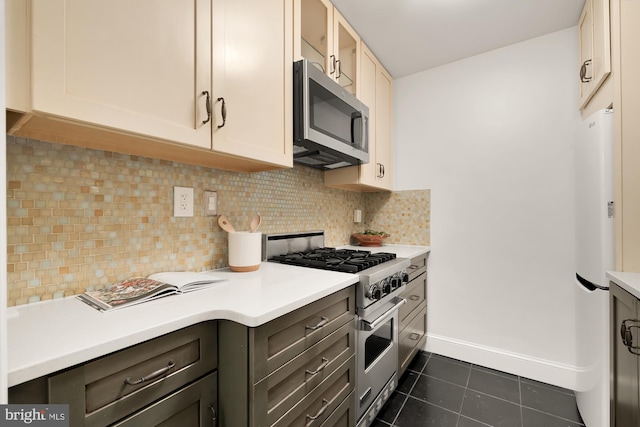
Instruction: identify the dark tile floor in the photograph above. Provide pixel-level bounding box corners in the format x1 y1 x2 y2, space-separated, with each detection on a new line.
374 351 585 427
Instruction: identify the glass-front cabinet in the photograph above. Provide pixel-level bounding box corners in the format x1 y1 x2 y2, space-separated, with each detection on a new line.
300 0 359 95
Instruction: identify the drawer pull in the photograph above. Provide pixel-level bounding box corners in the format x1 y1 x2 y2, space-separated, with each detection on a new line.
408 264 420 270
124 360 176 386
409 333 421 341
306 357 329 376
305 399 329 425
409 295 420 301
305 316 329 331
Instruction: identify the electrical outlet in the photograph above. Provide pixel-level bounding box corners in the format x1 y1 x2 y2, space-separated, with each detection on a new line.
204 190 217 216
354 209 362 223
173 186 194 217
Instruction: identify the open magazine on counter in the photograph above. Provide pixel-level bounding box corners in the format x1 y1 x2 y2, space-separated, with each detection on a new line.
77 271 228 312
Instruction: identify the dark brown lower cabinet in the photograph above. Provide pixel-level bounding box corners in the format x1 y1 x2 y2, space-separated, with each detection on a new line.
9 322 218 427
112 372 217 427
611 282 640 426
218 286 356 427
398 252 428 377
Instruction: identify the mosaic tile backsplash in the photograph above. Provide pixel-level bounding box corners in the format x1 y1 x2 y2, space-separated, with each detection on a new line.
6 136 430 307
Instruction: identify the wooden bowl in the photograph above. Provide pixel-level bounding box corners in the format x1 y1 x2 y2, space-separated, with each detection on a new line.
351 233 390 247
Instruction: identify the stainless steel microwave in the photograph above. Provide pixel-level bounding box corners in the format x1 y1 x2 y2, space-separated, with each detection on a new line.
293 59 369 170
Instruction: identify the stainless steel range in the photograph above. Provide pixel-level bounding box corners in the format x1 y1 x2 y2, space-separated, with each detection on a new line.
263 231 409 427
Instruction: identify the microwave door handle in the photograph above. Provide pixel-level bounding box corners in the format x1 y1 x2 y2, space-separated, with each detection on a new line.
363 114 368 152
351 111 363 148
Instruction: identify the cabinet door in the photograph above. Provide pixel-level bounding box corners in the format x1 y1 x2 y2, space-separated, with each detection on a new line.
578 0 594 106
611 283 640 427
112 372 217 427
354 44 378 187
300 0 334 76
578 0 611 109
333 9 360 95
211 0 293 168
374 63 393 190
30 0 212 149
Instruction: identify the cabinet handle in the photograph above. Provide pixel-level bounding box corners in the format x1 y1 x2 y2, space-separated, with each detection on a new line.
336 59 342 79
377 163 383 178
124 360 176 385
329 55 336 75
306 357 329 376
621 319 640 355
202 91 212 124
209 405 217 427
305 399 329 425
409 295 420 301
305 316 329 331
217 97 227 129
409 333 421 341
580 60 592 83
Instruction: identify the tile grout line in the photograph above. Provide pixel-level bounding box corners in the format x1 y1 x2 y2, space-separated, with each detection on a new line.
390 352 432 426
518 375 524 427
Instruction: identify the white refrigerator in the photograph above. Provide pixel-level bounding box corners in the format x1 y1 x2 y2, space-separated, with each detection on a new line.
574 109 614 427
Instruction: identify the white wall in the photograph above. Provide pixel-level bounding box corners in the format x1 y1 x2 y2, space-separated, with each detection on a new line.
394 28 583 388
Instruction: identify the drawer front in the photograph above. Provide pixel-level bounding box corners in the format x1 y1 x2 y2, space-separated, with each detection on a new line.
399 271 426 326
406 253 427 282
272 355 355 427
398 307 427 376
112 371 217 427
320 390 355 427
251 287 356 382
50 322 217 427
253 321 355 425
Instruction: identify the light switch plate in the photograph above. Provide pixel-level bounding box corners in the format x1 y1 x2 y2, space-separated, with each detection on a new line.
204 190 217 216
173 186 194 217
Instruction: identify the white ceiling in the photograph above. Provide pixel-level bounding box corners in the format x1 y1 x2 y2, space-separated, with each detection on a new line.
330 0 586 78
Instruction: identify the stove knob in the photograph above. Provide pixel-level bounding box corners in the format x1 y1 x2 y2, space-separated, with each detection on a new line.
367 284 381 300
390 277 401 289
402 272 409 283
382 279 391 295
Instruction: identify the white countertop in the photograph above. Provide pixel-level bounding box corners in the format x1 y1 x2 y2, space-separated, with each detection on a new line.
7 262 358 387
7 243 430 387
607 271 640 299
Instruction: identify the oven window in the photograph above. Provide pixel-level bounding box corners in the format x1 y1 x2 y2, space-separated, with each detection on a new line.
364 318 393 369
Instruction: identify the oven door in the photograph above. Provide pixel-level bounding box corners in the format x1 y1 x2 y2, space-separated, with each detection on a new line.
356 297 405 422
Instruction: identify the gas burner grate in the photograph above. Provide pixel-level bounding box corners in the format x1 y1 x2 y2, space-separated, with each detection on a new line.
269 248 396 273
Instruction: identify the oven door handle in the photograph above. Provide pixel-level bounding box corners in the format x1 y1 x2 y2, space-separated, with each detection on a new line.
361 297 406 331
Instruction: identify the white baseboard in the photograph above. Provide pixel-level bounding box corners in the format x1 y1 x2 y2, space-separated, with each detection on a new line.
424 333 589 391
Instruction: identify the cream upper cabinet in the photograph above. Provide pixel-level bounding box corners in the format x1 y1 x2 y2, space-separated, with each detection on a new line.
333 9 360 96
211 0 293 168
6 0 292 172
299 0 359 95
324 42 393 192
28 0 212 150
578 0 611 109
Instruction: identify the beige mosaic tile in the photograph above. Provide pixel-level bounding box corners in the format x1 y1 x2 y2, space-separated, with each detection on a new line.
6 136 430 307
